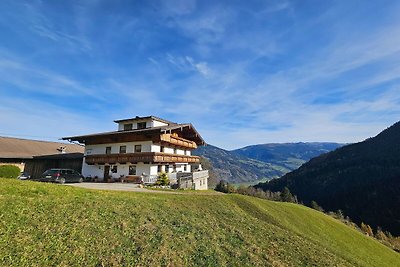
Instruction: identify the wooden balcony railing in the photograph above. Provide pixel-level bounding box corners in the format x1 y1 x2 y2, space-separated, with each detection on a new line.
159 134 197 149
85 152 200 165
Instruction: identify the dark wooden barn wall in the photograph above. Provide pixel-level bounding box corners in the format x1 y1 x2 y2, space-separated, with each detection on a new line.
25 159 83 179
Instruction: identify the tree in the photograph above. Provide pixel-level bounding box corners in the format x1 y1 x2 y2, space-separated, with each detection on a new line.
310 200 324 212
215 180 227 192
280 187 295 202
375 227 388 241
156 172 169 186
361 222 374 236
215 180 236 193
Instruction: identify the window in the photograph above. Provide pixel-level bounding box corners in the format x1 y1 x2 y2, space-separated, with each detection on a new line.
137 122 146 129
165 165 170 173
86 149 92 155
134 145 142 153
105 147 111 154
173 148 177 154
119 145 127 154
129 165 136 175
124 123 133 131
160 146 164 152
111 165 118 173
157 165 162 173
183 165 187 172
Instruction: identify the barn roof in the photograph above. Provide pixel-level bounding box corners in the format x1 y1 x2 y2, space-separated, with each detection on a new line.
0 136 84 159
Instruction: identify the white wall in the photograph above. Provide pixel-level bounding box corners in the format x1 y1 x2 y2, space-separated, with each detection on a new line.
131 163 147 176
151 144 161 152
85 141 153 155
164 147 174 154
176 149 185 155
149 165 158 175
193 178 208 190
117 119 168 131
152 120 168 127
82 162 104 178
193 177 208 190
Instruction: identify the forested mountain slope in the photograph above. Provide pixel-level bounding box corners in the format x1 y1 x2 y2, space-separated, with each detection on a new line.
256 121 400 235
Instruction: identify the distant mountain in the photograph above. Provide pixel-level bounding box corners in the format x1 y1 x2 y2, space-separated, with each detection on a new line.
193 142 342 185
194 145 285 185
233 142 342 170
255 121 400 235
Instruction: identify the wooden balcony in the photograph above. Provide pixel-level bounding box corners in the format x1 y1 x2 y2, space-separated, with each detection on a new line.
159 134 197 149
85 152 200 165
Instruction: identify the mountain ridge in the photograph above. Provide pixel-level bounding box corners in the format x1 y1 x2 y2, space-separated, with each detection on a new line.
255 121 400 235
193 142 343 184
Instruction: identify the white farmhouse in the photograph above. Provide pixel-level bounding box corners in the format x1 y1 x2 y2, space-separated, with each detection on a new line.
63 116 208 190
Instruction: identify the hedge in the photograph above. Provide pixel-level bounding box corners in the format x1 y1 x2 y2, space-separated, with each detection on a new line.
0 165 21 179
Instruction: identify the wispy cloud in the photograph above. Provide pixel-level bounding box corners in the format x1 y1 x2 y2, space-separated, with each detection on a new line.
0 1 400 149
166 54 210 76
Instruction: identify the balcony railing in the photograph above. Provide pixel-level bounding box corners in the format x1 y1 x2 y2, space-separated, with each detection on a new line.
160 134 197 149
85 152 200 165
142 175 158 184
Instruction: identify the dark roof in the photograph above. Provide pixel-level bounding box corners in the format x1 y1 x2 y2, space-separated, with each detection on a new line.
113 116 176 125
0 136 84 159
62 123 206 145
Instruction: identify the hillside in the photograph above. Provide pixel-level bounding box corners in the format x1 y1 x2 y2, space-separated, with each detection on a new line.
256 121 400 235
1 179 399 266
193 143 342 184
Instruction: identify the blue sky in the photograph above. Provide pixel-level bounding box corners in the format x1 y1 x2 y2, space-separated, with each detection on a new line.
1 0 400 149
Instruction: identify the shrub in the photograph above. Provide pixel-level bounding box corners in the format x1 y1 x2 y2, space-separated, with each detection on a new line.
156 172 169 186
0 165 21 179
215 180 236 193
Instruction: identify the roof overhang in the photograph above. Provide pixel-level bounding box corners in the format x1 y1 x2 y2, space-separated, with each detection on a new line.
62 124 206 146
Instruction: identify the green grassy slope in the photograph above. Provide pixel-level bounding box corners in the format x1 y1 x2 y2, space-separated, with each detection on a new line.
1 179 399 266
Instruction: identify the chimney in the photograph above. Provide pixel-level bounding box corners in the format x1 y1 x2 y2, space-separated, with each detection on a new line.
57 146 66 154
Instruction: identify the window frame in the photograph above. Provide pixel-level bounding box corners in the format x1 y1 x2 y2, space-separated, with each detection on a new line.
137 122 146 129
129 165 136 175
134 145 142 153
119 145 127 154
124 123 133 131
105 146 112 154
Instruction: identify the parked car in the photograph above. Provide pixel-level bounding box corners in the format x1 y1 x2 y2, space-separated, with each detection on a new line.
18 172 31 180
40 169 84 184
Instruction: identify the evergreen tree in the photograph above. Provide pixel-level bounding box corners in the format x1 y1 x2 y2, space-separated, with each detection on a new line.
310 200 324 212
280 187 295 202
156 172 169 186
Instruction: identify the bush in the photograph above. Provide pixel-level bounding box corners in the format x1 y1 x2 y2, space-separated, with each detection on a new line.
215 180 236 193
0 165 20 179
156 172 169 186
